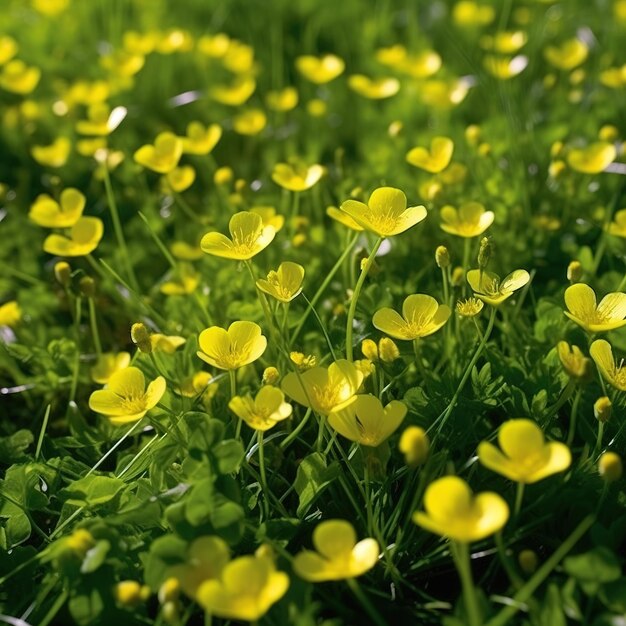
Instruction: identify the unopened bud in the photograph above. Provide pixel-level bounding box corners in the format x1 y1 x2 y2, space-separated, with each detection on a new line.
378 337 400 363
451 266 465 287
465 124 481 146
598 452 622 482
213 166 233 186
162 601 180 625
594 397 612 423
477 237 492 270
399 426 430 467
567 261 583 284
78 276 96 298
158 578 180 604
262 366 280 385
599 125 619 142
361 339 379 362
131 322 152 353
518 549 538 574
114 580 143 607
435 245 450 269
54 261 72 287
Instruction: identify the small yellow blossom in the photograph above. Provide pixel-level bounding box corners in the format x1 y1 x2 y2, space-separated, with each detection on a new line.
480 31 527 54
478 419 571 484
134 132 183 174
271 162 323 191
379 337 400 362
373 294 451 340
0 36 18 65
440 202 494 238
456 297 484 317
347 75 400 99
249 206 284 232
229 385 293 431
266 87 298 112
32 0 70 16
233 109 267 136
256 262 305 303
467 269 530 306
564 283 626 333
210 76 256 106
171 241 203 261
594 396 612 423
420 78 469 108
295 54 345 83
399 426 430 467
151 334 186 354
114 581 143 607
29 189 85 228
32 137 71 168
90 352 131 384
406 136 454 173
197 321 267 371
0 59 41 94
178 372 213 398
483 54 528 79
544 38 588 71
0 301 21 327
181 122 222 155
43 217 104 257
590 339 626 391
89 366 166 424
557 341 592 382
289 352 317 370
293 520 379 581
452 1 495 26
598 452 623 482
165 165 196 192
76 103 124 136
567 142 616 174
160 263 200 295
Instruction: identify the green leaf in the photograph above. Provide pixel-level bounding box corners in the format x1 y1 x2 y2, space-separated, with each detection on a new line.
540 584 566 626
80 539 110 574
564 547 621 594
213 439 244 474
60 475 126 508
0 429 34 462
294 453 340 518
68 587 104 626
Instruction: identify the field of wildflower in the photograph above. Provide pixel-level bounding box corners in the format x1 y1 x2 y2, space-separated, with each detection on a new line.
1 0 626 624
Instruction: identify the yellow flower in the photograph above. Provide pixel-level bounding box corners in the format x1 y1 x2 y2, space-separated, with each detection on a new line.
229 385 293 431
328 394 406 447
0 59 40 94
31 137 71 168
413 476 509 542
266 87 298 112
165 165 196 192
326 205 364 231
452 1 495 26
43 217 104 257
0 36 18 65
171 240 203 261
420 78 469 108
233 109 267 136
483 55 528 79
29 189 85 228
210 76 256 106
467 269 530 306
440 202 494 238
271 162 323 192
134 132 183 174
281 360 363 416
373 294 451 340
249 206 285 232
256 262 305 303
406 136 454 173
480 31 527 54
160 263 200 295
295 54 345 84
293 520 379 581
151 334 186 354
567 142 616 174
0 301 21 327
600 66 626 89
201 211 275 260
75 103 124 136
197 550 289 621
564 283 626 333
89 366 166 425
32 0 69 16
221 40 255 73
339 187 426 238
456 297 484 317
197 33 230 57
478 419 571 484
544 38 588 71
347 75 400 99
178 372 214 398
378 337 400 363
100 50 145 77
399 426 430 467
557 341 592 381
590 339 626 391
598 451 623 483
197 321 267 371
181 122 222 155
90 352 131 384
289 352 317 370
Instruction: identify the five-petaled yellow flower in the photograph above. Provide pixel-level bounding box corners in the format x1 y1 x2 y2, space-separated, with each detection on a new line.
406 136 454 173
89 366 166 425
229 385 293 431
198 321 267 370
43 217 104 257
256 261 305 303
201 211 275 260
295 54 345 83
293 519 380 581
181 121 222 155
281 360 363 416
467 269 530 306
339 187 427 238
328 394 407 447
272 162 323 191
590 339 626 391
347 75 400 99
440 202 494 238
413 476 509 542
563 283 626 333
134 131 183 174
477 419 571 484
29 188 85 228
373 294 451 340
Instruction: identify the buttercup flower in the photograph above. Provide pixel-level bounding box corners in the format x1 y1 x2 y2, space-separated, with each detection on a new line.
373 294 451 340
420 78 469 108
197 321 267 370
293 520 379 581
29 188 85 228
134 132 183 174
598 452 623 482
557 341 592 381
328 394 407 447
256 261 305 303
564 283 626 333
89 366 166 424
326 205 364 231
76 103 125 136
0 59 40 94
413 476 509 542
43 217 104 257
0 36 17 65
347 75 400 99
544 38 588 70
201 211 275 260
233 109 267 135
210 76 256 105
453 1 495 26
295 54 345 83
480 31 527 54
607 209 626 238
0 301 21 327
249 206 284 232
160 263 200 295
151 334 186 353
483 55 528 79
266 87 298 111
165 165 196 192
90 352 131 384
271 162 323 191
406 137 454 173
32 137 71 168
590 339 626 391
440 202 494 238
567 142 616 174
478 419 571 483
181 122 222 155
281 360 363 415
467 269 530 306
229 385 293 431
399 426 430 467
339 187 426 237
456 297 484 317
196 549 289 621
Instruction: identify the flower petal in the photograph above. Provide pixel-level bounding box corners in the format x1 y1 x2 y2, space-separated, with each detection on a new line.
313 520 356 560
372 307 411 339
498 419 545 461
564 283 597 320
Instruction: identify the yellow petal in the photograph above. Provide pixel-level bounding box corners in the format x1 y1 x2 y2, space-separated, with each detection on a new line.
564 283 597 320
313 520 356 559
144 376 166 409
498 419 545 460
525 442 571 483
107 366 146 397
372 307 411 339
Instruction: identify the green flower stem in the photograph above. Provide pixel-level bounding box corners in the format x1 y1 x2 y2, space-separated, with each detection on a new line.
35 404 51 461
101 164 139 292
346 237 384 362
544 379 575 421
38 587 69 626
280 407 312 450
486 515 595 626
346 579 387 626
301 293 337 360
291 232 359 345
594 421 605 458
68 296 82 409
244 260 279 355
316 413 327 452
87 296 102 357
413 338 428 381
450 541 482 626
289 190 301 239
495 531 523 589
364 462 374 537
514 482 525 518
433 306 497 434
462 238 472 293
566 386 582 447
229 368 237 398
257 431 271 518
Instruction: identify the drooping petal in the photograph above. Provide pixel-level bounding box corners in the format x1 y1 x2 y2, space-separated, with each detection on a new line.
144 376 166 409
526 442 571 483
313 519 356 560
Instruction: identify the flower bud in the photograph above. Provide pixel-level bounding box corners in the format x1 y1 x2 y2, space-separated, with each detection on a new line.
388 120 403 137
435 245 450 269
213 166 233 186
361 339 379 362
594 396 612 423
378 337 400 363
114 581 143 607
567 261 583 284
78 276 96 298
399 426 430 467
54 261 72 287
290 351 316 370
131 322 152 353
161 601 180 625
262 366 280 385
549 160 566 178
465 124 481 146
598 452 622 482
599 125 619 142
477 237 492 270
158 577 180 605
518 549 538 574
451 266 465 287
354 359 375 379
477 142 491 156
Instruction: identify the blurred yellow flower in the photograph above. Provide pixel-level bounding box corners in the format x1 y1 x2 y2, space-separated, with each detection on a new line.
452 1 495 26
0 59 40 94
222 40 255 73
160 263 199 295
557 341 592 381
339 187 426 237
440 202 494 238
590 339 626 391
165 165 196 192
171 240 203 261
271 162 323 191
90 352 131 384
544 38 588 71
197 33 230 57
399 426 430 467
607 209 626 238
181 122 222 155
295 54 345 84
32 0 69 16
467 269 530 306
250 206 284 232
76 103 118 136
0 301 21 327
197 321 267 370
229 385 293 431
89 366 166 425
293 520 379 581
0 36 18 65
328 394 406 447
564 283 626 333
134 132 183 174
483 54 528 79
567 142 616 174
233 109 267 136
32 137 71 168
348 74 400 99
256 261 305 303
100 50 145 77
210 76 256 105
43 217 104 257
373 294 451 340
413 476 509 542
201 211 275 260
478 419 571 483
151 334 186 354
480 31 527 54
281 360 363 415
29 188 85 228
420 78 469 108
266 87 298 112
406 136 454 173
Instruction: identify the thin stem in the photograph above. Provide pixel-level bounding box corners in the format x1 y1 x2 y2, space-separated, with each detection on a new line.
229 368 237 398
413 338 428 381
514 482 525 518
35 404 51 461
346 237 383 361
257 431 270 518
88 297 102 357
280 407 312 449
316 414 327 452
450 541 481 626
594 421 605 458
346 579 387 626
566 387 582 447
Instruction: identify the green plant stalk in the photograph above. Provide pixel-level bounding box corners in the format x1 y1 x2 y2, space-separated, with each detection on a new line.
346 579 387 626
35 404 51 461
316 413 327 452
594 421 605 458
514 482 525 518
450 541 482 626
280 407 312 449
346 237 383 361
495 531 523 589
566 386 582 446
88 297 102 357
257 431 271 518
413 338 428 381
